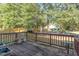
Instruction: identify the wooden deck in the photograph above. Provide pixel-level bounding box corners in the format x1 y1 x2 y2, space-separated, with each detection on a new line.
3 41 76 56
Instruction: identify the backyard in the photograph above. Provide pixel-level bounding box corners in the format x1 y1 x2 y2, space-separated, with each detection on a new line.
0 3 79 56
0 32 76 56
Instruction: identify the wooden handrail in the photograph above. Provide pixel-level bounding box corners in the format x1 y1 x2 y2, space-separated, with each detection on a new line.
32 32 75 37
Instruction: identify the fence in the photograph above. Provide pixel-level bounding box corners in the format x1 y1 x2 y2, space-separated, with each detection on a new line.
27 32 75 49
0 32 75 49
0 32 26 44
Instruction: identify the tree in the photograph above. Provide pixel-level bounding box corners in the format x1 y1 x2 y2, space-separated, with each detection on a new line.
0 3 79 32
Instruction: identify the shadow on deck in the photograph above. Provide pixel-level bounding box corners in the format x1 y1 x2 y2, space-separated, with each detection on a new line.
5 41 76 56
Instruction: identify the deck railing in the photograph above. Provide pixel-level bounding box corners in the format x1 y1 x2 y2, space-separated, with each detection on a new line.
0 32 76 54
27 32 75 49
0 32 75 48
0 32 26 44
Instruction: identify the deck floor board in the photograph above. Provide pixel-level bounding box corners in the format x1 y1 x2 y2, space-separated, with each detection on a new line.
5 42 76 56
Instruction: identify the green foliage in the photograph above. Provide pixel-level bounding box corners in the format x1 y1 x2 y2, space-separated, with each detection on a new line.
0 3 79 32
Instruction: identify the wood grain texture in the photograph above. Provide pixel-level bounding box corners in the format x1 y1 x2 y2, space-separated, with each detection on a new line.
5 42 76 56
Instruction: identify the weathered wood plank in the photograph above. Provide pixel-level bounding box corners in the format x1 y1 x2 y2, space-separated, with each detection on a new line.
6 42 76 56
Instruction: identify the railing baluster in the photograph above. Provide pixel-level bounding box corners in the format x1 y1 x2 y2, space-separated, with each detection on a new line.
69 37 71 48
1 34 2 43
55 35 56 45
0 32 75 52
61 36 63 46
10 34 11 42
54 35 56 45
0 34 1 43
26 32 27 40
7 34 10 43
9 34 12 42
50 34 51 46
54 35 55 44
57 36 59 45
15 33 18 42
60 35 62 46
57 36 58 45
52 35 54 44
8 34 9 42
71 37 73 49
63 36 64 46
35 33 37 42
2 34 3 43
7 34 8 43
51 35 53 44
6 34 7 43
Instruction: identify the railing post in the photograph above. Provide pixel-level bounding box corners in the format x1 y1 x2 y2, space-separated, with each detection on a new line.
35 33 37 42
26 32 28 40
65 42 70 54
15 33 18 41
1 34 2 43
50 34 51 46
74 35 79 56
67 44 69 54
